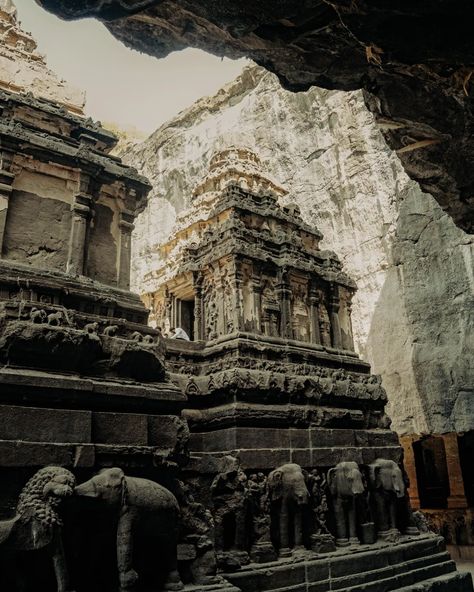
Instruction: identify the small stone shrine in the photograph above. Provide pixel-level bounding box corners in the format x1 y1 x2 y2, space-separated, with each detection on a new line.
0 88 471 592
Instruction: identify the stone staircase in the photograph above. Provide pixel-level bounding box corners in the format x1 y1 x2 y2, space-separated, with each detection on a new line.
224 535 473 592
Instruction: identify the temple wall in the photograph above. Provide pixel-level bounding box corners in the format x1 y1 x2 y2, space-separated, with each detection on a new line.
122 65 474 436
86 192 120 285
3 169 73 270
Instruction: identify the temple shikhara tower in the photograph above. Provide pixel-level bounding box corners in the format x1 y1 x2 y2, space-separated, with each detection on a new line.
0 4 471 590
145 147 355 351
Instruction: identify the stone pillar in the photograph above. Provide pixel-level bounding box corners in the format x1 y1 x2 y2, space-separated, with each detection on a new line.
0 149 16 255
233 268 243 333
66 192 92 275
117 210 134 289
328 287 342 349
309 286 321 345
252 274 262 333
277 270 293 339
193 272 204 340
164 289 172 330
345 300 355 351
442 432 468 509
400 435 421 510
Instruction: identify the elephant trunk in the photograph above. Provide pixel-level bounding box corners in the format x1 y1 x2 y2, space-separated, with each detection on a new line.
296 490 309 505
74 480 97 498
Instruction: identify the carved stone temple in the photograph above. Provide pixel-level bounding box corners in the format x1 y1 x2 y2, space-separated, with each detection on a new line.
0 49 471 592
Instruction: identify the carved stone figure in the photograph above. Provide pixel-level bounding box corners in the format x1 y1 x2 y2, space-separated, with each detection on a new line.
47 310 63 326
268 463 309 556
368 459 405 538
74 467 183 592
176 480 218 585
103 324 119 336
29 307 46 323
83 321 99 335
327 461 365 546
248 472 277 563
210 466 249 564
0 466 75 592
130 330 143 342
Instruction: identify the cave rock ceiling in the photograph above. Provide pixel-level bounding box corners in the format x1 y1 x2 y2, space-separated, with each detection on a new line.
37 0 474 232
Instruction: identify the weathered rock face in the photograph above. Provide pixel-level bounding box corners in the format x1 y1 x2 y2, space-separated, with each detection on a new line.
0 0 85 113
123 66 474 436
36 0 474 232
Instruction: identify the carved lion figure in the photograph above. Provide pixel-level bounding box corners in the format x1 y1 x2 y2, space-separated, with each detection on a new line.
0 466 76 592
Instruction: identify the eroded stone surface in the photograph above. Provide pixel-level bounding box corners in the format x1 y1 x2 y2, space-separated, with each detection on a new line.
123 66 474 435
0 1 85 113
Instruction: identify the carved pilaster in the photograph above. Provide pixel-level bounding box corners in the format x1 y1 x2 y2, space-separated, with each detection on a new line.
193 271 204 340
277 269 293 339
344 300 355 351
67 173 100 276
0 149 16 255
399 436 421 510
117 210 134 289
309 285 321 345
443 433 469 509
66 192 92 275
252 273 263 333
328 287 342 349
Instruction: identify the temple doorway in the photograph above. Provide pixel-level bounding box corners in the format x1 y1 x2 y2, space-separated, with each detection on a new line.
413 436 450 509
179 298 195 341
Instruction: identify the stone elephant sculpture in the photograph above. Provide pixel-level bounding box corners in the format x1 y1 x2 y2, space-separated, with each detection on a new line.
268 463 309 556
74 467 183 592
368 458 405 537
327 461 365 546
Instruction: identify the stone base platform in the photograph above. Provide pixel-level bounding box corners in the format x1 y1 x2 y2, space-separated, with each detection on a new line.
221 535 473 592
189 427 402 470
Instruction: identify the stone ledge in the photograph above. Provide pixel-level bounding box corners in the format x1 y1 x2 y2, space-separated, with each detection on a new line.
224 536 469 592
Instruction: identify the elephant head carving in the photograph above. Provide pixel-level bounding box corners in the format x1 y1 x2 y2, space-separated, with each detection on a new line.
267 463 309 555
75 467 183 592
327 461 364 546
368 458 407 537
74 466 127 505
268 463 309 505
327 461 365 498
368 459 405 498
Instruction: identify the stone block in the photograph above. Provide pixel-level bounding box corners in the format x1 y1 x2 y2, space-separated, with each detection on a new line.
238 448 291 470
291 449 312 467
237 427 290 450
306 560 330 582
0 404 91 443
362 446 402 464
289 429 310 449
148 415 182 448
311 447 363 467
0 441 75 467
92 412 147 445
310 428 355 448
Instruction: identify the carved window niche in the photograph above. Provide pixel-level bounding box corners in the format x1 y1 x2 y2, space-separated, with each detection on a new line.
290 279 310 343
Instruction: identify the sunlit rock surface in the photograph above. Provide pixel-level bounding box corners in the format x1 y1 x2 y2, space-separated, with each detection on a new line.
0 0 85 113
123 66 474 436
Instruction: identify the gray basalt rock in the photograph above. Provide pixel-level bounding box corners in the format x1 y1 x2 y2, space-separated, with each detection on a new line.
122 66 474 436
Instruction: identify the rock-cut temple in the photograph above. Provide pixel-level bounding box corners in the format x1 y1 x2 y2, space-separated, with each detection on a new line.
0 84 471 592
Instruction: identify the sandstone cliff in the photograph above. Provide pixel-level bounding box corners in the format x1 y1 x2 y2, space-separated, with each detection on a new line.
123 65 473 437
